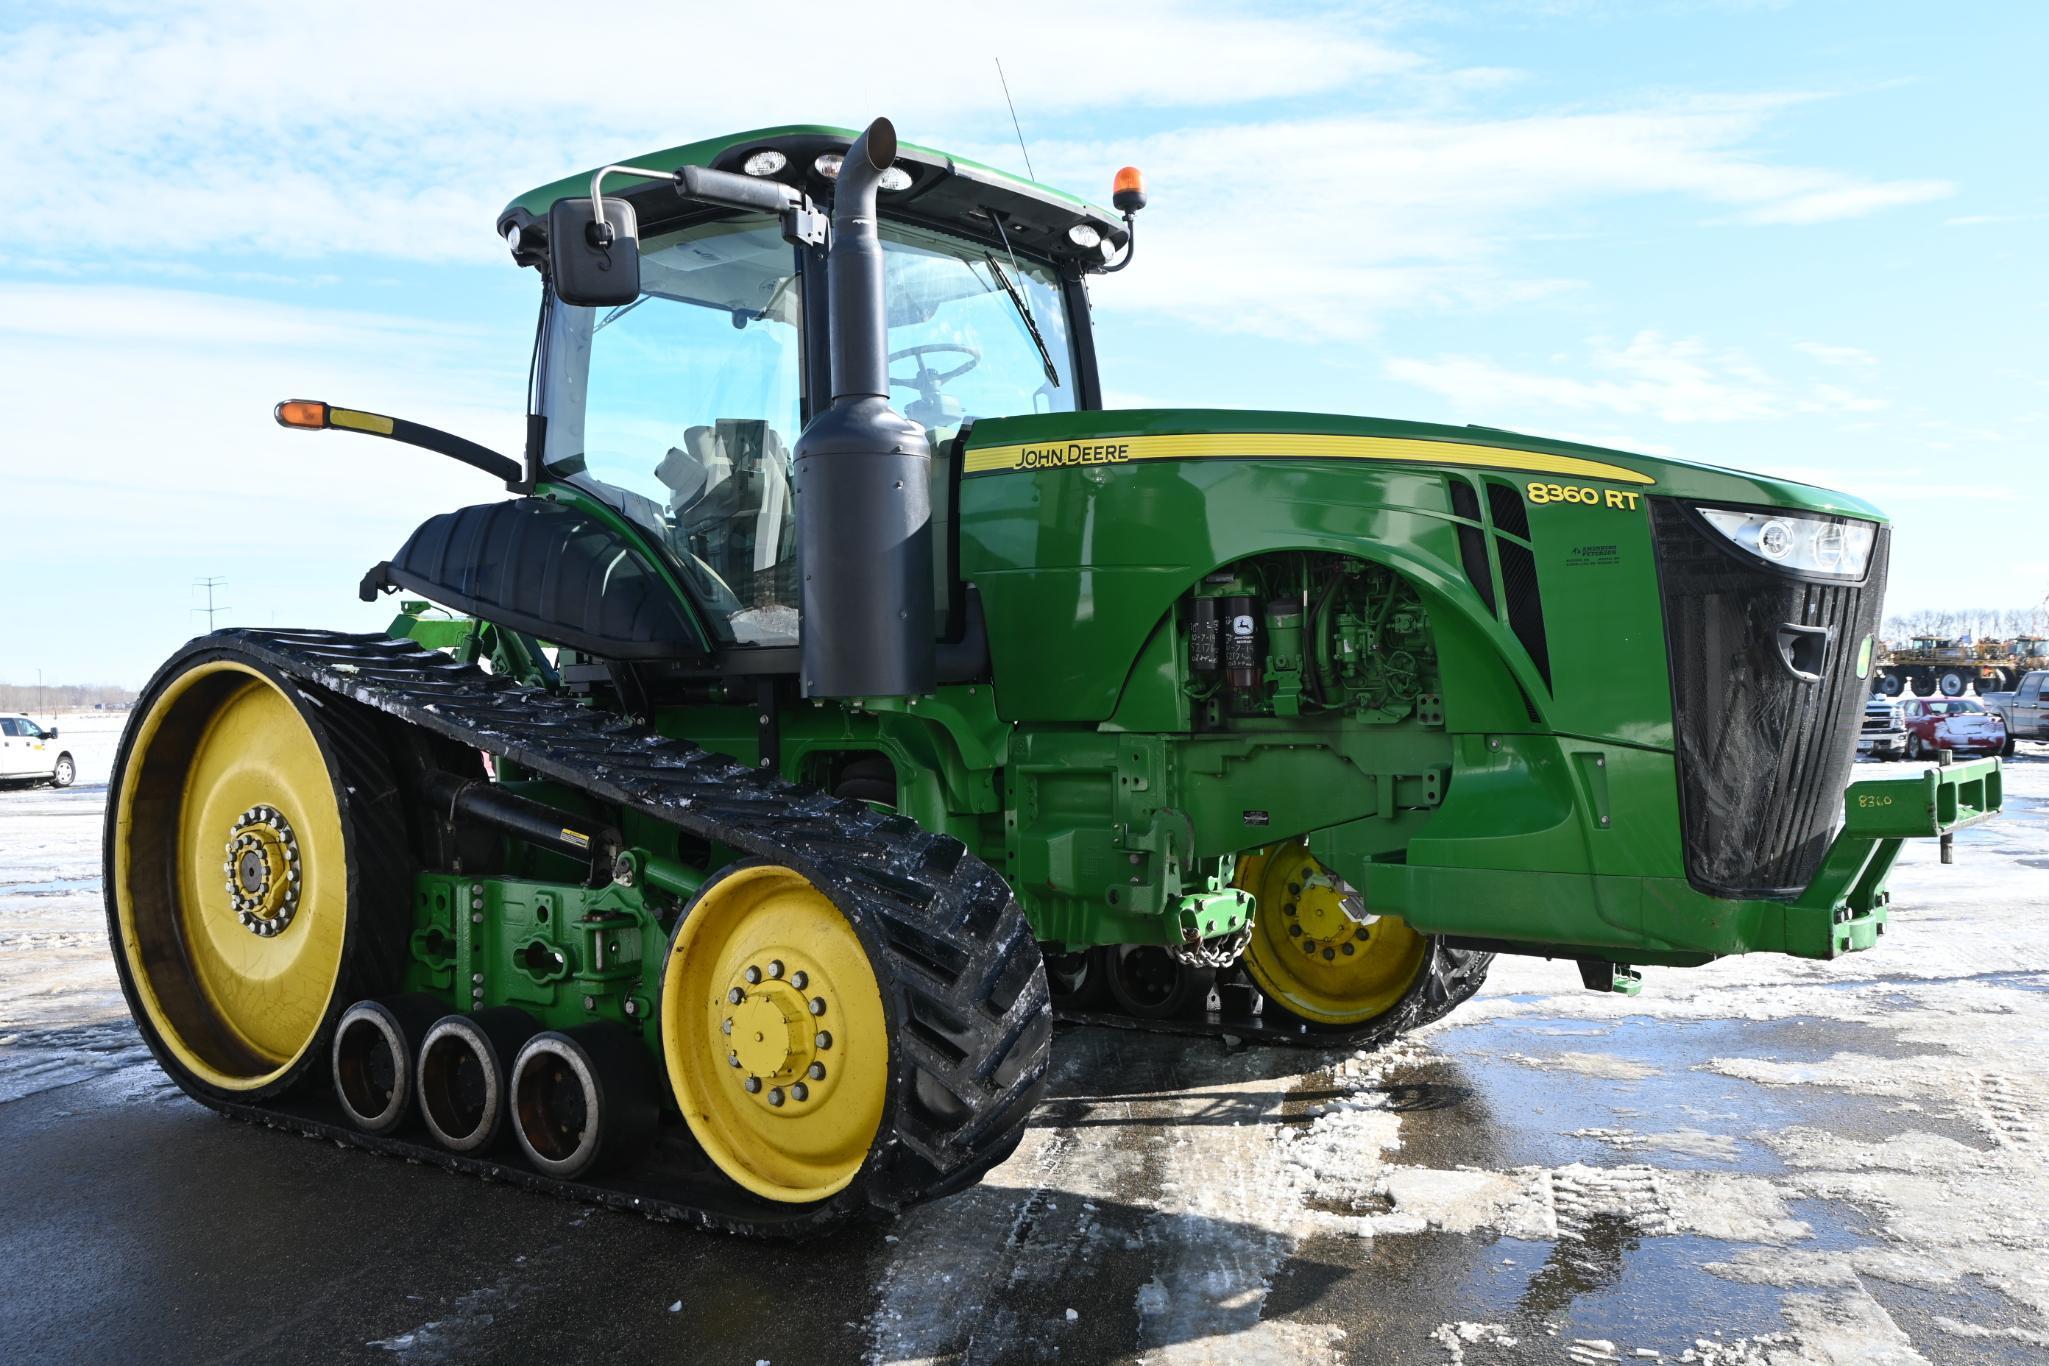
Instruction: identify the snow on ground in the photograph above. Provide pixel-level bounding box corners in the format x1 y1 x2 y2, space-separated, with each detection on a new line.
0 716 128 1048
872 752 2049 1364
3 720 2046 1363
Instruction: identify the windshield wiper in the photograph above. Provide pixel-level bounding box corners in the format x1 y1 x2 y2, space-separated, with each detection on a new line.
982 250 1060 388
593 296 647 334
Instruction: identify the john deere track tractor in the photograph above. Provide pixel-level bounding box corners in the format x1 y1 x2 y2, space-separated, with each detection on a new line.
106 118 2001 1234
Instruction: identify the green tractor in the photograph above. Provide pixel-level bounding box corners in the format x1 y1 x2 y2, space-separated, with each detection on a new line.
105 118 2000 1234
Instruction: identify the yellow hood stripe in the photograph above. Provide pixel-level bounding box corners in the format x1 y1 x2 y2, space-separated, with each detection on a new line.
961 432 1655 485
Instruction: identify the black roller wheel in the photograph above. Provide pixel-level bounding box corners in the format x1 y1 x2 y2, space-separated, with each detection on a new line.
1099 944 1214 1019
1044 949 1108 1009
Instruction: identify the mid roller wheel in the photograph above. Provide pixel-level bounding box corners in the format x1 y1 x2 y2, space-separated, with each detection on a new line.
1234 840 1488 1042
104 640 410 1102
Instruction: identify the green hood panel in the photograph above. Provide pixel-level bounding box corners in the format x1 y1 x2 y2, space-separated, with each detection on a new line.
962 409 1887 523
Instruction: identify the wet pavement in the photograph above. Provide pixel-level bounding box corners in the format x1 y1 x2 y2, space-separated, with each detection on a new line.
3 726 2048 1364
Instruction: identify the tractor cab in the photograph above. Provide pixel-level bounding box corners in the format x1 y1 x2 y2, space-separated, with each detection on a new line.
533 207 1083 647
503 127 1128 653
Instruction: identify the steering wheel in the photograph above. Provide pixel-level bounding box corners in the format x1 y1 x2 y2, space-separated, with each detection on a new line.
888 343 980 405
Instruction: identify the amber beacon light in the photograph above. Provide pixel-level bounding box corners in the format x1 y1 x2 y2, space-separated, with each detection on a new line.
1112 166 1147 214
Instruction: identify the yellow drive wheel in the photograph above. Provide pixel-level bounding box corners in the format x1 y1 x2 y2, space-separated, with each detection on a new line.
1235 840 1430 1029
662 863 891 1203
107 647 404 1099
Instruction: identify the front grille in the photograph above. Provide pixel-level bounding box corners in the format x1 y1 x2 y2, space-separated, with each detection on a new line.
1651 499 1891 899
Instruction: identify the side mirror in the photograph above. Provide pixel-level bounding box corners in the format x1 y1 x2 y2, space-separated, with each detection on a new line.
548 197 640 307
43 727 57 739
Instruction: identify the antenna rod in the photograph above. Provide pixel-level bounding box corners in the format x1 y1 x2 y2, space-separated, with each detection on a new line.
995 58 1036 181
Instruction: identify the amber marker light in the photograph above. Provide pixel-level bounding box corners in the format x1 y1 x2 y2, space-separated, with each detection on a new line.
1112 166 1147 214
274 399 330 430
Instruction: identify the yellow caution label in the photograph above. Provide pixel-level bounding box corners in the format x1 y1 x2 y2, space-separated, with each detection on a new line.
962 431 1654 485
329 407 396 436
560 828 590 848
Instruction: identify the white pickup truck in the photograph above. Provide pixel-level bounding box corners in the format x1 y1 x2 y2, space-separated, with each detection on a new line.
1981 671 2048 754
0 713 76 788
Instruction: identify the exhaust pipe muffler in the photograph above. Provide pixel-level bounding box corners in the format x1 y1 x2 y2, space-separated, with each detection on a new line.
792 115 935 699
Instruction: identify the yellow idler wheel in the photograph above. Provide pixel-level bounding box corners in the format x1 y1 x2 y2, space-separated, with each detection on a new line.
662 863 891 1203
1235 840 1430 1030
106 644 407 1100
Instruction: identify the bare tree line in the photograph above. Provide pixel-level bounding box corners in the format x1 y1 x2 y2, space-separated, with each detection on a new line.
0 683 138 713
1882 605 2049 644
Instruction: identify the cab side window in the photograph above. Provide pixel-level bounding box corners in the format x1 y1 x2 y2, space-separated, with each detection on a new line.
0 719 23 737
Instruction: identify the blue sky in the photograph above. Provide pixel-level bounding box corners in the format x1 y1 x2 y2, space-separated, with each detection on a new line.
2 1 2043 685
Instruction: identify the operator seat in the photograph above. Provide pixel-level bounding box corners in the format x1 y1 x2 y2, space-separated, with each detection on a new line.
656 420 793 603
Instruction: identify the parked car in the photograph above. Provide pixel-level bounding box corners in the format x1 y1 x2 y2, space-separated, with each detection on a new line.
1895 697 2007 761
0 713 75 788
1981 669 2048 756
1858 695 1907 760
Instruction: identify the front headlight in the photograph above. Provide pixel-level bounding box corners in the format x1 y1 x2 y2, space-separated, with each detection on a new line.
1698 506 1877 579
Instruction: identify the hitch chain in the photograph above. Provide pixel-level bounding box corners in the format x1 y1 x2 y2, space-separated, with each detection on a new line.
1170 922 1253 969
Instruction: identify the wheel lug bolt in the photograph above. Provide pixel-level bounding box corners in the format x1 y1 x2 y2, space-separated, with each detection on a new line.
767 960 784 979
808 997 827 1016
1283 903 1297 917
1322 948 1336 961
728 987 745 1005
744 1076 761 1093
1355 927 1370 941
744 965 762 984
791 1082 809 1102
728 1051 741 1068
815 1031 832 1050
722 1018 733 1035
790 970 808 989
807 1062 825 1080
1286 923 1301 937
768 1087 785 1106
1341 942 1355 956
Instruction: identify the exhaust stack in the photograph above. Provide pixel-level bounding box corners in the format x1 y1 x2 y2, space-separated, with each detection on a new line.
792 116 935 698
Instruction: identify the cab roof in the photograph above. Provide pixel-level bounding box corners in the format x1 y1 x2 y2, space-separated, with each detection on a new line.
501 124 1129 273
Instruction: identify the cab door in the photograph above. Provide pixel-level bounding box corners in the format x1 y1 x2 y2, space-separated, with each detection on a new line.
0 719 26 777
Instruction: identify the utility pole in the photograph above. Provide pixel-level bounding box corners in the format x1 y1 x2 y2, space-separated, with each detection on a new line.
193 577 231 631
36 667 42 721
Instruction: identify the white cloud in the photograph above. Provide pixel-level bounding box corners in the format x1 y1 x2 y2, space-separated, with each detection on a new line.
1734 180 1952 224
0 0 1420 265
1794 341 1879 368
1384 331 1888 425
1029 97 1954 339
0 5 1958 348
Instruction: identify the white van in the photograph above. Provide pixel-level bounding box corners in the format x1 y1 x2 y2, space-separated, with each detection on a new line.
0 713 76 788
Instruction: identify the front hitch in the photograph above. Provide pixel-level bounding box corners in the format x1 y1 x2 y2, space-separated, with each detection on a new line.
1789 757 2003 958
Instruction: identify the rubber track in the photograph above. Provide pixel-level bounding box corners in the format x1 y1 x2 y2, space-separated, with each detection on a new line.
1054 943 1493 1048
194 629 1050 1239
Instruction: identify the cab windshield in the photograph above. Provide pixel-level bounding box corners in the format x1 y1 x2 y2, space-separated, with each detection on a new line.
539 212 1076 647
